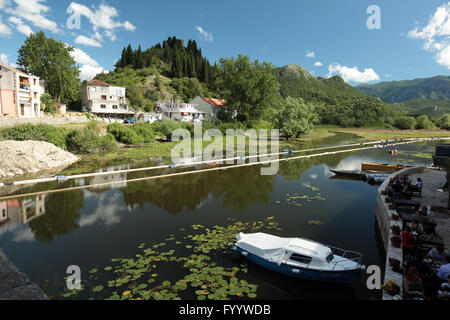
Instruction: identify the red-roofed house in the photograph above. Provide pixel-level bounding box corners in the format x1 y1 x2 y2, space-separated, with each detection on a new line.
82 80 133 117
190 96 227 122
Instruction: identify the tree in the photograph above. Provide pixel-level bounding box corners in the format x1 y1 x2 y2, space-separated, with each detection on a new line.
415 115 433 129
394 116 416 130
438 114 450 130
40 93 57 114
275 97 319 140
17 31 80 103
215 55 280 124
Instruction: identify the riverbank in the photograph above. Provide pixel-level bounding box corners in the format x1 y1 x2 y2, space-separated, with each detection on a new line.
0 140 79 179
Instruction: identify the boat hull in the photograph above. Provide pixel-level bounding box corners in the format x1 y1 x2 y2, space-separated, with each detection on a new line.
330 169 366 179
233 247 362 284
361 162 411 172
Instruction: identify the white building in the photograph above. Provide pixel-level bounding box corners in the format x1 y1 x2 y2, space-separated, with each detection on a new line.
154 100 205 122
82 80 133 117
0 62 45 117
189 96 227 122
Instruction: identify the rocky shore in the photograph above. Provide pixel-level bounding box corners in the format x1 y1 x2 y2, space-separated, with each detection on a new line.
0 140 79 179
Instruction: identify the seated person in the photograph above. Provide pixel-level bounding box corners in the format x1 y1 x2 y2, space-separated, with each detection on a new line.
402 226 416 257
437 256 450 281
409 219 424 235
427 246 447 265
413 206 428 223
392 179 403 197
403 266 425 299
438 275 450 300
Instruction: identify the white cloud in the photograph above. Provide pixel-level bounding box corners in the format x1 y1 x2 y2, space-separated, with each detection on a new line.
0 15 12 36
195 25 213 42
385 73 392 78
6 0 61 33
67 2 136 45
69 46 107 81
327 63 380 83
0 0 8 9
314 61 323 67
408 2 450 69
0 53 8 64
70 47 99 67
8 16 33 36
74 35 102 48
306 51 315 58
79 64 107 81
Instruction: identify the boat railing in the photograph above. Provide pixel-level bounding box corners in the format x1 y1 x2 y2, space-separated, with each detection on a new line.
327 245 363 271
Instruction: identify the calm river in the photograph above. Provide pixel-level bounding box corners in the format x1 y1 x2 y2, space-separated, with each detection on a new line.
0 133 442 300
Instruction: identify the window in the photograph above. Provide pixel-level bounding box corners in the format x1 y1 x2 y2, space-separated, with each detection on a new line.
101 95 107 100
100 104 106 109
289 253 312 264
116 89 122 96
1 208 6 218
112 105 118 110
102 87 106 92
91 87 96 92
326 253 334 263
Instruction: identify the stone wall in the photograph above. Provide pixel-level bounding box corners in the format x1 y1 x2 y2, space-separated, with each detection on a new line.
375 166 425 300
0 114 90 127
0 249 48 300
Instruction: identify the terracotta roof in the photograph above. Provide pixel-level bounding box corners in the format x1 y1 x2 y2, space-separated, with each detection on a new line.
0 62 37 77
87 80 111 86
201 97 227 107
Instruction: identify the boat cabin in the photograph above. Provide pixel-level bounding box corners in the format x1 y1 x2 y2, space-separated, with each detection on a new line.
236 233 334 266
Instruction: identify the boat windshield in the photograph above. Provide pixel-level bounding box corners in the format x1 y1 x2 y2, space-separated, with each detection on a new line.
326 253 334 263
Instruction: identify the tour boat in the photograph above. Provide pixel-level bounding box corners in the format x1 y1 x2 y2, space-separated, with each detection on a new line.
232 233 365 284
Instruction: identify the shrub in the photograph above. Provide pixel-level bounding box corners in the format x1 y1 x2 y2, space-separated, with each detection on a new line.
66 129 117 154
415 115 433 130
107 123 145 145
131 123 155 143
151 119 181 140
0 123 67 148
438 114 450 130
394 116 416 130
40 93 58 114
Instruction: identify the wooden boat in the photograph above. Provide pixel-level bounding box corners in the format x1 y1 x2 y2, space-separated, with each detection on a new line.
232 233 364 284
329 169 366 179
361 162 411 173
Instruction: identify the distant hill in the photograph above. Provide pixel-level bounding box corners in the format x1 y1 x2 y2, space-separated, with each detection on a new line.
357 76 450 117
275 64 397 127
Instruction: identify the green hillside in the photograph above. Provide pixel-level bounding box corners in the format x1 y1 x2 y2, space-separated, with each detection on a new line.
275 64 397 127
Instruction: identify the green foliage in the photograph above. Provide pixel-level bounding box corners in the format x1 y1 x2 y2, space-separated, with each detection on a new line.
169 77 208 102
40 93 58 114
215 55 280 124
107 123 145 145
66 128 117 154
151 119 181 139
415 115 434 130
275 65 397 127
0 123 67 148
17 31 80 103
394 116 416 130
130 123 155 143
357 76 450 103
438 114 450 130
275 97 318 139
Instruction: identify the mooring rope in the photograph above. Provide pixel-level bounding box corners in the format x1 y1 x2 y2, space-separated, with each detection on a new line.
0 137 444 201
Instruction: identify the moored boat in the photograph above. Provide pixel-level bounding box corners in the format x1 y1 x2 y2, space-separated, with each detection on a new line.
232 233 365 284
329 169 367 179
361 162 411 172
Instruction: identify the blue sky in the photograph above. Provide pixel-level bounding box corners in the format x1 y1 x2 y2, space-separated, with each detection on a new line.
0 0 449 84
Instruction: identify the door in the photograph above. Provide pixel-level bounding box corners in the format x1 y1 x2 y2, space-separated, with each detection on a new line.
20 104 25 116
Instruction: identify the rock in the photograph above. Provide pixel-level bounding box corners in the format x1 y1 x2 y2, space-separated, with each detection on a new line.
0 140 79 179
